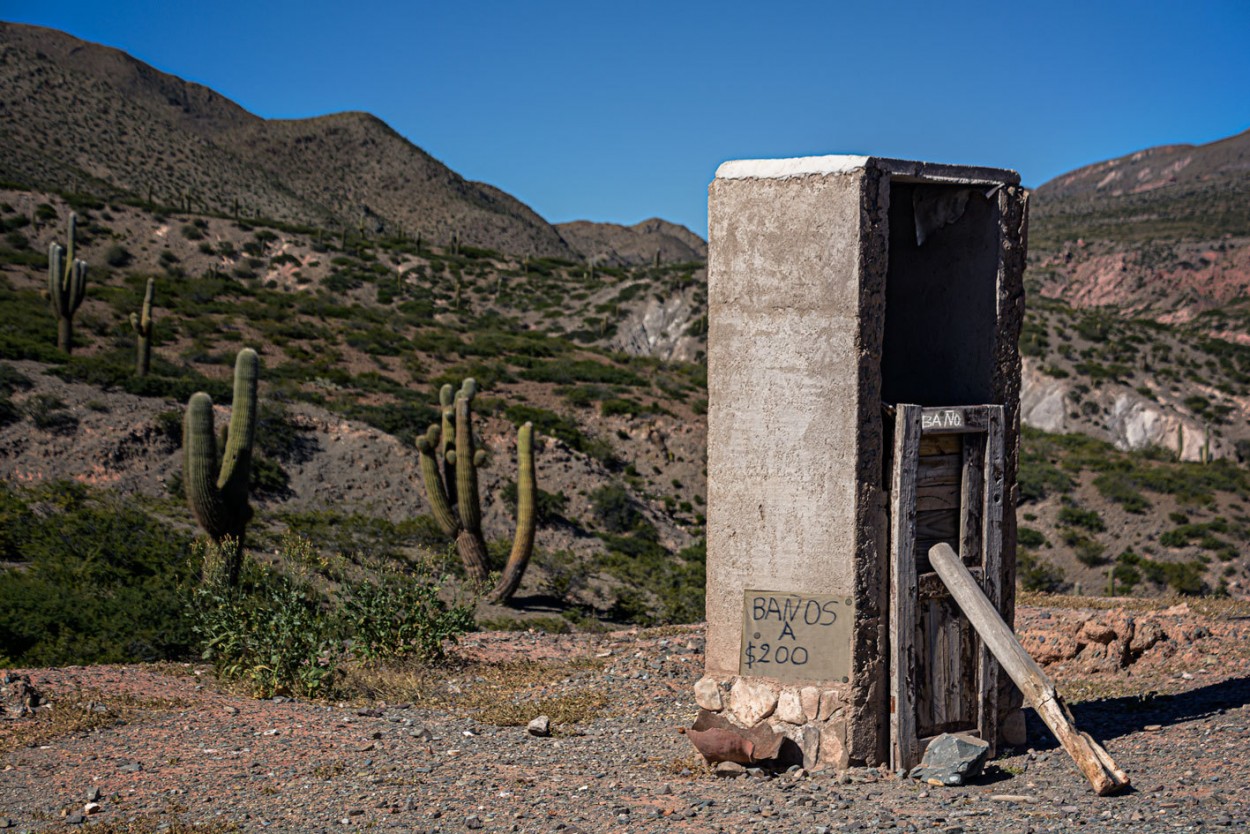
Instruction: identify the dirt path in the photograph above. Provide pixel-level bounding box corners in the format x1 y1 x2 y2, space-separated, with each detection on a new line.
2 606 1249 833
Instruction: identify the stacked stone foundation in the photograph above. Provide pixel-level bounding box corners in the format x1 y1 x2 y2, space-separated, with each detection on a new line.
693 675 851 771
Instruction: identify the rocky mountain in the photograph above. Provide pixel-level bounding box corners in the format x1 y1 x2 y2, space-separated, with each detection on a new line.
0 22 576 257
555 218 707 267
1029 127 1250 322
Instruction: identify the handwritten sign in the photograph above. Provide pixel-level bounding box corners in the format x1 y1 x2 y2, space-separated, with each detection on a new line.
739 591 852 683
921 408 964 431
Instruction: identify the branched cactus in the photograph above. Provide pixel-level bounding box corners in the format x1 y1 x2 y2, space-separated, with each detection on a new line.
416 377 538 602
48 213 88 354
184 348 259 586
129 277 155 377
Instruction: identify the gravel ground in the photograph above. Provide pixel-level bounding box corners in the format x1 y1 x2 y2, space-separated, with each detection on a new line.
2 605 1249 834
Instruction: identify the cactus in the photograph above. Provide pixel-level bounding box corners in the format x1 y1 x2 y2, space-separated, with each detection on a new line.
48 213 87 354
492 422 536 603
415 378 538 601
129 277 155 377
183 348 259 586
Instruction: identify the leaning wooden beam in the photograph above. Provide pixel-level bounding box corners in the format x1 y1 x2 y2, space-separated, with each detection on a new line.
928 543 1131 796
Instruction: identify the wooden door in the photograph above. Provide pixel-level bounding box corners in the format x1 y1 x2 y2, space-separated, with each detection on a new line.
889 404 1004 771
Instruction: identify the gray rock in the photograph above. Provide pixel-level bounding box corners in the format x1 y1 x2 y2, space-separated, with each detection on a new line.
714 761 746 777
909 732 990 786
527 715 551 737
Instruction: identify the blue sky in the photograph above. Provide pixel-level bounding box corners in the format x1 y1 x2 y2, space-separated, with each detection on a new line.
5 0 1249 236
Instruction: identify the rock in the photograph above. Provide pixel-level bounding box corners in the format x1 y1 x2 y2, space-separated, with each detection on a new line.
83 803 101 815
1131 620 1166 655
86 788 101 803
224 705 239 716
0 672 43 717
728 679 777 727
1020 630 1079 664
1000 710 1028 747
714 761 746 777
527 715 551 737
775 689 805 724
118 762 142 773
693 677 723 711
908 732 990 786
0 817 11 828
818 690 839 721
799 686 821 721
818 721 849 769
1079 620 1118 645
799 725 820 771
65 814 85 825
465 815 484 829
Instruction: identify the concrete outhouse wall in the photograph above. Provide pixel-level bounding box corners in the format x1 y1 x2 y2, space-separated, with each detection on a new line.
702 155 1028 767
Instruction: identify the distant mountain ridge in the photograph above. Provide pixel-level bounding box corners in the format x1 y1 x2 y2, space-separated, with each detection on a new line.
555 218 707 267
0 21 704 260
1029 127 1250 322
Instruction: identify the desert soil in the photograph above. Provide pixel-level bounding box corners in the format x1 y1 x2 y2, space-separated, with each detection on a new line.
2 600 1249 834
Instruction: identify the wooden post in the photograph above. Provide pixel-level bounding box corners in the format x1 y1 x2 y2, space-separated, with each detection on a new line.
928 543 1130 795
889 405 922 771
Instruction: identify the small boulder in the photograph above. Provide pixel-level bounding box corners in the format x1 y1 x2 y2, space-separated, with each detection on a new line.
775 689 805 724
1079 620 1118 645
693 677 723 711
526 716 550 737
728 678 777 727
909 732 990 786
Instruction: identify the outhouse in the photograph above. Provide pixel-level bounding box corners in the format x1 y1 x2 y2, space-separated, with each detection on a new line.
698 155 1028 770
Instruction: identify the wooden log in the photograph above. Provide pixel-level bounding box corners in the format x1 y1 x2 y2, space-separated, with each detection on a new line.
928 543 1131 796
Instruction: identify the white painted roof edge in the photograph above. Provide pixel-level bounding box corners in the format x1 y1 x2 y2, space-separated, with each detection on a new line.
714 155 870 180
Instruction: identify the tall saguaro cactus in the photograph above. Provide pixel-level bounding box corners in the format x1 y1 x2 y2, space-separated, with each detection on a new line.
48 213 88 354
416 378 538 602
183 348 259 586
129 278 155 377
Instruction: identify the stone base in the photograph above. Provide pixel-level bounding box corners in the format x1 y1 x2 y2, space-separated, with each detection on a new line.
692 675 850 770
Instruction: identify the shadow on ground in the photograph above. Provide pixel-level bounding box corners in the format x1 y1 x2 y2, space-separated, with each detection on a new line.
1020 676 1250 750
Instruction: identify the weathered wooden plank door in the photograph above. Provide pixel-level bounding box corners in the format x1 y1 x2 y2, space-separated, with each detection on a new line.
889 404 1004 771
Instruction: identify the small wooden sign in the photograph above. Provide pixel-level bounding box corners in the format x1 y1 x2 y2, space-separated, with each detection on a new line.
921 408 964 431
739 591 853 683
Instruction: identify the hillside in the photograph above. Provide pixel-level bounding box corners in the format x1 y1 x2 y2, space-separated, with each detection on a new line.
2 21 1250 665
1029 127 1250 321
555 218 708 267
0 22 576 258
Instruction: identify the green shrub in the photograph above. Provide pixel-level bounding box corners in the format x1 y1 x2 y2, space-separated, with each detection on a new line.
1017 549 1066 593
190 541 338 699
1058 504 1105 532
340 571 474 664
1093 471 1151 513
0 483 196 666
1017 527 1048 548
590 483 643 533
